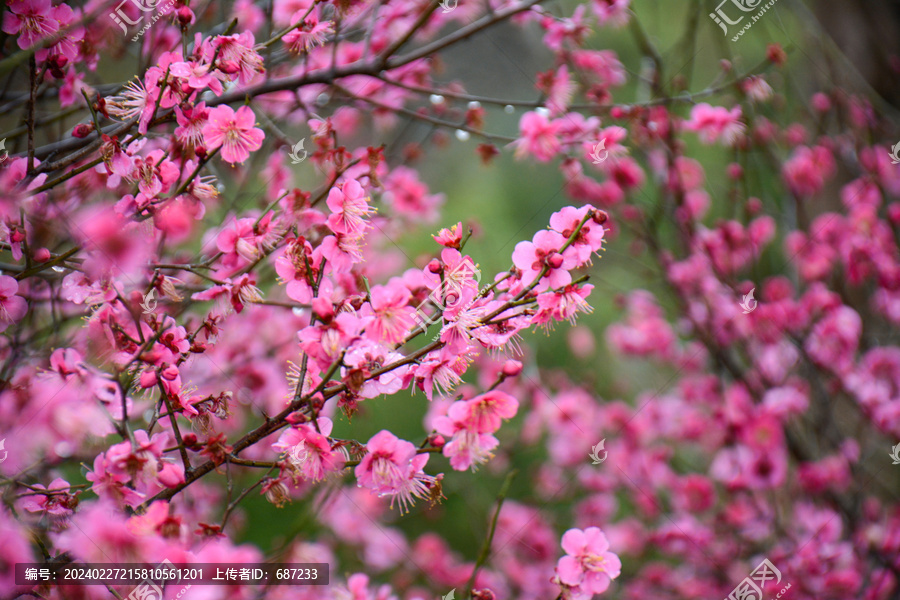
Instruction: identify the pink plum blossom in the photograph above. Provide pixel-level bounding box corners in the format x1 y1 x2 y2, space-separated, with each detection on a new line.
202 105 265 164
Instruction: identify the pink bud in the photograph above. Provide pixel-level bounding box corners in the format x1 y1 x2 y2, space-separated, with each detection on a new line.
177 6 194 25
217 60 240 74
727 163 743 180
811 93 831 113
501 359 522 377
34 248 51 262
139 371 158 388
427 259 442 274
161 365 180 380
431 435 446 449
286 411 309 425
888 202 900 225
72 123 95 138
547 253 564 269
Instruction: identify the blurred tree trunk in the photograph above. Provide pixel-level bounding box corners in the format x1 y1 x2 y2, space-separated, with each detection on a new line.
810 0 900 109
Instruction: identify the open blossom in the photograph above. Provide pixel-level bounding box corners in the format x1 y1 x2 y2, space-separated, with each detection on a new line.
326 179 375 236
550 206 606 266
342 338 410 398
275 237 323 303
414 350 471 401
553 527 621 599
273 417 344 482
433 222 464 248
105 77 159 135
534 283 595 326
202 105 265 165
19 478 77 517
2 0 82 60
512 229 577 291
0 275 28 332
435 392 518 471
782 145 836 197
686 103 745 145
514 111 562 162
592 0 631 27
362 283 417 345
355 430 436 513
283 10 334 53
174 102 211 148
466 391 519 433
206 31 265 85
169 59 225 94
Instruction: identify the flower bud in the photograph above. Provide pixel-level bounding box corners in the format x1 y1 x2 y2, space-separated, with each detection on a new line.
139 370 158 388
591 209 609 225
547 253 564 269
34 248 51 262
766 43 787 66
888 202 900 225
430 434 446 449
72 123 95 138
747 197 763 215
501 359 522 377
427 258 443 274
182 433 199 448
177 6 194 25
811 93 831 113
217 60 240 74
